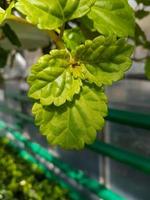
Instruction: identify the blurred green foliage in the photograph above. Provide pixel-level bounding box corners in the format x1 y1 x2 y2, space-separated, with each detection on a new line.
134 0 150 79
0 138 70 200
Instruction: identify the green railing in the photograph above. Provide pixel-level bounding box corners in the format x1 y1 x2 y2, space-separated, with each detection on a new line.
87 141 150 173
0 92 150 199
0 120 124 200
0 134 83 200
107 108 150 130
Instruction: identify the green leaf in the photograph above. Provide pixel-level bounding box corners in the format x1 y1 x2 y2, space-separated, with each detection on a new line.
134 23 147 46
28 49 82 106
2 23 22 47
15 0 96 30
74 36 133 86
145 58 150 80
79 16 99 40
0 47 9 68
32 84 107 149
135 10 150 19
28 36 133 104
88 0 135 37
136 0 150 6
0 2 14 24
63 27 85 50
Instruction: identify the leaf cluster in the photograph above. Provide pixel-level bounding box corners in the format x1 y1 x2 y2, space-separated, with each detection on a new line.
0 0 135 149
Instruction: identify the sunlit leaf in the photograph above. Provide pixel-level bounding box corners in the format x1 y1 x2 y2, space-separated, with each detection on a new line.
74 36 133 86
88 0 135 37
32 84 107 149
63 27 85 50
15 0 96 30
28 49 82 106
28 35 133 107
0 2 14 24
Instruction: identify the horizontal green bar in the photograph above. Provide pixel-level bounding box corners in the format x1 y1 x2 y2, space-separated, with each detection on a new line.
0 136 83 200
87 141 150 173
0 120 124 200
5 93 150 130
107 108 150 130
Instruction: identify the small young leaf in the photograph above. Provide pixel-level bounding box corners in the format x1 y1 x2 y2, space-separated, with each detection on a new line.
63 27 85 50
88 0 135 37
32 84 107 149
134 23 147 46
28 50 82 106
15 0 96 30
74 36 133 86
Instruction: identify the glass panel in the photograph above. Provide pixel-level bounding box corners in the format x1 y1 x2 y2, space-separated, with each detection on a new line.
106 78 150 200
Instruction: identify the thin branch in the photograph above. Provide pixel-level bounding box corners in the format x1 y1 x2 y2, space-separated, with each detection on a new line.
47 30 65 49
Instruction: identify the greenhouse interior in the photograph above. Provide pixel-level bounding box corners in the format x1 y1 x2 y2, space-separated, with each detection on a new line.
0 0 150 200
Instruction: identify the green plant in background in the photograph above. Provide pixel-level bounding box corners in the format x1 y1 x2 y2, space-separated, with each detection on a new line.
0 0 135 149
0 138 70 200
133 0 150 79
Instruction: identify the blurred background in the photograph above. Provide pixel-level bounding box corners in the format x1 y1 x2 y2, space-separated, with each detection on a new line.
0 0 150 200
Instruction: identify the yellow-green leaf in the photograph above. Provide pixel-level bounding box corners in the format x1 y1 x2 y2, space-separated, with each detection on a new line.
63 27 85 50
32 84 107 149
28 49 82 106
0 2 14 24
15 0 96 30
88 0 135 37
74 36 133 86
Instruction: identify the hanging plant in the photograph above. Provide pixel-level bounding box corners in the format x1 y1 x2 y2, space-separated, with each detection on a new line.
0 0 135 149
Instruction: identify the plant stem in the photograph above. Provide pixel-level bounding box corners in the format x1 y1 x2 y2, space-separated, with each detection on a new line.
47 30 65 49
59 23 65 39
